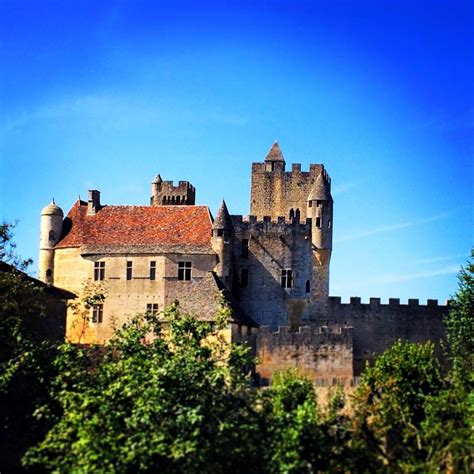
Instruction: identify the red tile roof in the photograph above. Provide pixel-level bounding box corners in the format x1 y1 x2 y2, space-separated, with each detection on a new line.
56 200 213 250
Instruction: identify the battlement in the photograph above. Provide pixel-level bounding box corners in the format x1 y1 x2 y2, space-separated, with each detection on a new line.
327 296 449 307
231 214 311 234
160 180 195 191
252 162 324 178
151 178 196 206
259 325 353 337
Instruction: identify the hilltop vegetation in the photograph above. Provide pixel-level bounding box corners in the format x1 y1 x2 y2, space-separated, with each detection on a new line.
1 224 472 472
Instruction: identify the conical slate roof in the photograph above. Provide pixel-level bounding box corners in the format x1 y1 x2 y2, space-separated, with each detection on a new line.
212 200 233 230
152 174 163 184
264 142 285 162
308 172 332 201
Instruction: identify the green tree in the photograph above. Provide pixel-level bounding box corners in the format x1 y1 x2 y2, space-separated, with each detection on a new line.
0 221 57 472
261 370 323 473
352 340 444 471
24 302 264 473
444 249 474 382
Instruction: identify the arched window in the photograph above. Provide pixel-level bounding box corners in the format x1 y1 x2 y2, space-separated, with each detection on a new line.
295 209 300 221
305 280 310 294
289 209 295 220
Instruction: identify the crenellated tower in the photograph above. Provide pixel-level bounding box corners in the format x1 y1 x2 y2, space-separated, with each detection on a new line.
250 142 324 221
248 143 334 318
39 200 63 284
150 174 196 206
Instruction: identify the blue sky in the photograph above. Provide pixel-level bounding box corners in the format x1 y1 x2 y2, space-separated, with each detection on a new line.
1 0 473 303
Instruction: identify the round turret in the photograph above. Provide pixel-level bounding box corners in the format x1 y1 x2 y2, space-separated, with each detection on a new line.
39 200 64 283
306 172 333 305
41 201 64 217
211 200 234 287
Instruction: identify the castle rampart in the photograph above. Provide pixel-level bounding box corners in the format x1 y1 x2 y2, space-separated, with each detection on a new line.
256 325 354 385
324 297 449 375
40 142 449 386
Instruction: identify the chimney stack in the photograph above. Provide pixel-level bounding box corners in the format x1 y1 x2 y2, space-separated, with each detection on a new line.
87 190 101 215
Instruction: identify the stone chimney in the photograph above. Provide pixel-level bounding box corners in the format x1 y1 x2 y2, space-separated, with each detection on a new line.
87 190 101 215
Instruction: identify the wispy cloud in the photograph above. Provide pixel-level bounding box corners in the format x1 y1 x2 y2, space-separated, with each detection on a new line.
332 182 358 196
336 265 460 292
361 265 460 287
335 211 454 243
408 253 469 266
1 94 249 135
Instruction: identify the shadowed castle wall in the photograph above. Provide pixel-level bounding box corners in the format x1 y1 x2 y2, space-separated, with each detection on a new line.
232 215 316 329
324 297 449 375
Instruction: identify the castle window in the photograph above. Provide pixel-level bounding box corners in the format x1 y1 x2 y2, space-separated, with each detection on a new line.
328 219 331 229
240 268 249 288
289 209 295 220
94 261 105 281
246 325 251 336
217 229 224 237
316 217 321 228
308 201 312 208
146 303 159 316
46 269 52 278
92 304 103 323
150 261 156 280
317 200 322 207
126 261 133 281
241 239 249 258
281 269 293 289
295 209 300 221
178 261 192 281
306 280 310 294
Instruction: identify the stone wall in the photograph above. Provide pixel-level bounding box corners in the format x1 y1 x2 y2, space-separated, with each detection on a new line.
255 325 353 386
55 247 217 343
151 180 196 206
324 297 449 375
232 216 316 328
250 163 323 220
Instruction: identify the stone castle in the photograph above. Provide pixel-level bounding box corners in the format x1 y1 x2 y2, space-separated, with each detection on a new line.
38 143 448 385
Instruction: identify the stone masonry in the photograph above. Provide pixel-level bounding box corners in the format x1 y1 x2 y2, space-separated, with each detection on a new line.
38 142 449 384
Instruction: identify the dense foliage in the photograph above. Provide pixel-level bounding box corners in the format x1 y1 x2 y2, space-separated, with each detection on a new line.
444 249 474 382
1 225 472 473
0 222 58 472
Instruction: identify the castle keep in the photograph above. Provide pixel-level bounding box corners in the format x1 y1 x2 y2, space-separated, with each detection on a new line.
39 143 448 384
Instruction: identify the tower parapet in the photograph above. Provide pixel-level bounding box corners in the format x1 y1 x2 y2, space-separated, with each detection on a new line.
250 144 327 221
232 215 311 235
150 175 196 206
